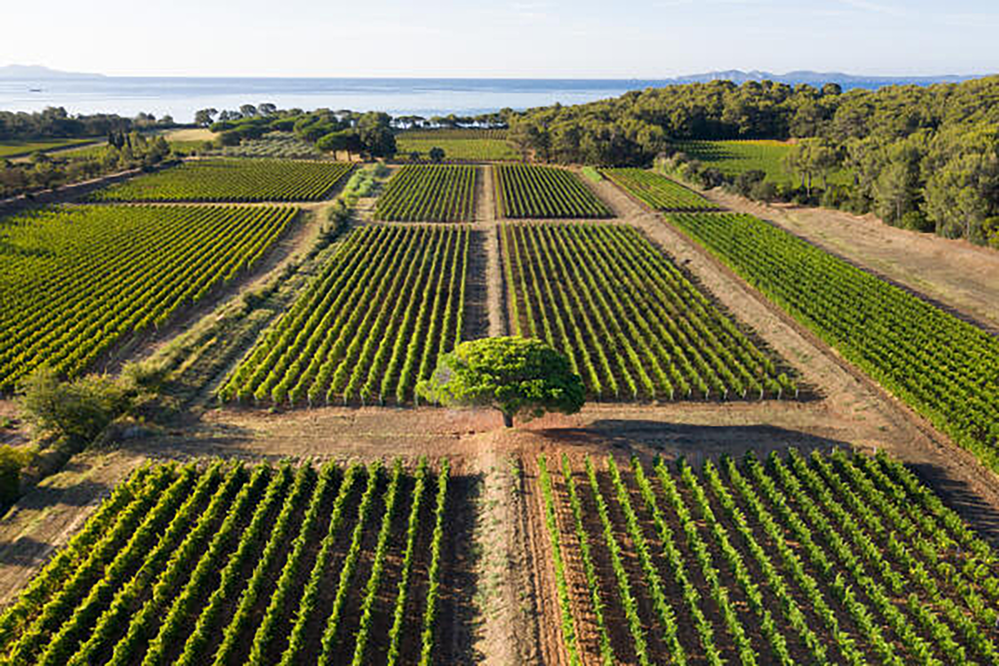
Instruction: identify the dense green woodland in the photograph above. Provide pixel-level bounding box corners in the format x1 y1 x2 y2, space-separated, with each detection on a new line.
0 107 144 141
506 77 999 246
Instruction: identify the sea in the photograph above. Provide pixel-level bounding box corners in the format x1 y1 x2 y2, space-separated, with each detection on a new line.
0 77 681 124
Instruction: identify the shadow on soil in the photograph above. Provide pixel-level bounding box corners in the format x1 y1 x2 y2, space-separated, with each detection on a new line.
535 419 848 467
0 536 59 568
908 462 999 545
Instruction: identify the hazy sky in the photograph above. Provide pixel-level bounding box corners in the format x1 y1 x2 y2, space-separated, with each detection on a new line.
5 0 998 77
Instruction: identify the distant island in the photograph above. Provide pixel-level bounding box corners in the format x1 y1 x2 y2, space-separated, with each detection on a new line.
661 69 981 88
0 64 988 89
0 64 105 79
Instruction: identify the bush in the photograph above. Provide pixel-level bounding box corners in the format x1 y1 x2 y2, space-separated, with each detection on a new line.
734 169 766 197
18 367 134 443
218 130 242 147
901 210 934 232
820 185 848 209
0 446 30 506
750 180 779 203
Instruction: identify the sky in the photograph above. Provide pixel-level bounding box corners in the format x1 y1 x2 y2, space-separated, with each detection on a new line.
4 0 998 78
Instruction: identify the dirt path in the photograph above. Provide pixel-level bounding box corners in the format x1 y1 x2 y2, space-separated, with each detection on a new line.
701 188 999 334
478 165 508 337
467 442 539 665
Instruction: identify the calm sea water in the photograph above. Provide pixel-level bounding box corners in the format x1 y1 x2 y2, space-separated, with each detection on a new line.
0 77 677 123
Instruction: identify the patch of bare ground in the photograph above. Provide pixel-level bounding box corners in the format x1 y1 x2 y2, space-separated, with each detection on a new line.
701 187 999 334
468 444 538 665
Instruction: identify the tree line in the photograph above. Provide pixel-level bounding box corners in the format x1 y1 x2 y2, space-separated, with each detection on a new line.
0 106 174 141
503 77 999 246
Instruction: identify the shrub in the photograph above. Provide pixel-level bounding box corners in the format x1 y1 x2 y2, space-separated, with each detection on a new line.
18 367 134 443
0 445 30 506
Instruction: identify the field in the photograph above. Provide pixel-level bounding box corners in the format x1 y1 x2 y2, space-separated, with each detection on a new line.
0 138 98 159
537 449 999 666
0 459 451 666
501 222 794 400
666 211 999 471
374 165 477 222
675 140 852 187
220 224 472 406
0 204 297 393
495 165 612 219
87 159 354 202
602 168 719 211
216 132 325 160
396 129 520 161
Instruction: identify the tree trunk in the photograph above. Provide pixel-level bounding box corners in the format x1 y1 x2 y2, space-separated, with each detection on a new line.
502 412 514 428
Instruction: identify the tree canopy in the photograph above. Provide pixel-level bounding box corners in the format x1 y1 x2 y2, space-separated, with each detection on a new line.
417 337 585 427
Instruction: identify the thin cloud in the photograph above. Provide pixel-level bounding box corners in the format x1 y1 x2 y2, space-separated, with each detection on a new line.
831 0 907 17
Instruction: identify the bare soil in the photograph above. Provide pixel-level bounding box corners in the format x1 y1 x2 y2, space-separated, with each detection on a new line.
478 165 509 337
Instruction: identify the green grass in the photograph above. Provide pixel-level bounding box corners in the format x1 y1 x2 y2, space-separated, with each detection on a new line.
581 167 603 182
0 138 99 159
676 139 852 187
396 129 519 162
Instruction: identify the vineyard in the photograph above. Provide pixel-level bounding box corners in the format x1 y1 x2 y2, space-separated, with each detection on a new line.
538 450 999 666
0 138 98 159
0 204 297 393
219 224 472 406
86 159 354 202
500 222 794 401
374 165 477 222
666 212 999 471
602 168 719 211
494 165 612 219
0 459 452 666
396 129 520 161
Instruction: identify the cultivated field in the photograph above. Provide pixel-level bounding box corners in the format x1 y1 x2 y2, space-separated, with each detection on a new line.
602 168 720 211
396 129 520 161
220 224 473 406
0 459 452 666
501 222 794 401
666 211 999 472
536 450 999 666
374 165 477 222
0 138 98 159
495 165 612 219
86 159 354 202
0 204 297 392
216 132 325 160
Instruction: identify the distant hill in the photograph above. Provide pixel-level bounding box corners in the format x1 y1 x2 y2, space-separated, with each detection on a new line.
0 64 105 79
665 69 983 89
